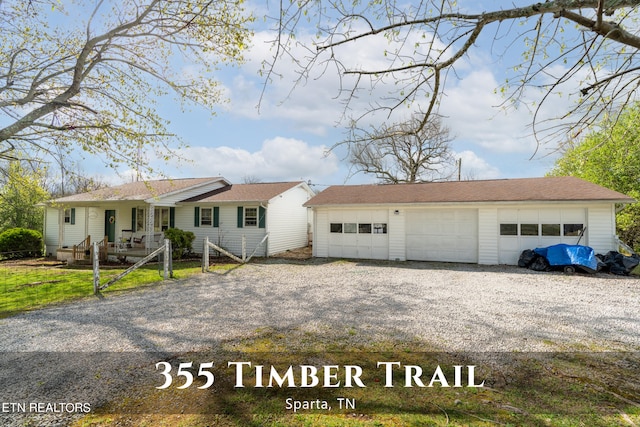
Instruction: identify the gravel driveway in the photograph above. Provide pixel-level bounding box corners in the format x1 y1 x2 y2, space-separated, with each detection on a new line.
1 259 638 352
1 259 639 426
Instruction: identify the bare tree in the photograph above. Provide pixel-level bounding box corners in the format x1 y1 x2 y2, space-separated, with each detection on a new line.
349 115 454 183
267 1 640 151
242 174 263 184
0 0 252 171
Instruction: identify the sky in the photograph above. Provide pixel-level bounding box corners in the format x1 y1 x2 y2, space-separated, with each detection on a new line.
139 1 580 190
15 1 597 190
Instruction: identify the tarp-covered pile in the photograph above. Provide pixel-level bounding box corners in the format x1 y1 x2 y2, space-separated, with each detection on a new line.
519 244 640 275
597 251 640 275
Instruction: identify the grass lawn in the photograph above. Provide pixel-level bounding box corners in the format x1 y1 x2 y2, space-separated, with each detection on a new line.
2 258 639 426
0 259 231 318
72 329 640 427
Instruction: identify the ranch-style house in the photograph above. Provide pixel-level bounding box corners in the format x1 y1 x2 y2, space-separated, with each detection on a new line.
43 177 315 262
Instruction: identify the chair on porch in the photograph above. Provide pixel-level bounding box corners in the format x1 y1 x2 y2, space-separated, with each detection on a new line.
119 230 134 249
132 235 145 248
132 233 164 249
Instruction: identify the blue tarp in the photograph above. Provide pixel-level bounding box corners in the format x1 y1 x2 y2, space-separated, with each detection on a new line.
533 244 598 271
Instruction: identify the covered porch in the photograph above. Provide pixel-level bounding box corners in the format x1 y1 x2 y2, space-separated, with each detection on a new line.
47 202 171 261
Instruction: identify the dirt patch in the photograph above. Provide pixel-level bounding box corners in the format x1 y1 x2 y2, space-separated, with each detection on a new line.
270 246 312 260
0 257 66 268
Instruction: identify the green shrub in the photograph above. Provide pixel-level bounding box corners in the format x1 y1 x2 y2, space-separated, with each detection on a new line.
0 228 43 258
164 228 195 259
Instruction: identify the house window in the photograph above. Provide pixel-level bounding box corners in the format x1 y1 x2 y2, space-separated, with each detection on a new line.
500 224 517 236
344 223 357 233
373 223 388 234
542 224 561 236
358 223 372 234
155 207 170 232
136 208 146 231
244 207 258 227
520 224 539 236
64 208 75 225
201 208 213 226
330 223 343 233
564 224 584 236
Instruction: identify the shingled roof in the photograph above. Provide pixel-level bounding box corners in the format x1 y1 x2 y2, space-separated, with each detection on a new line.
304 177 633 206
180 182 306 203
52 177 226 203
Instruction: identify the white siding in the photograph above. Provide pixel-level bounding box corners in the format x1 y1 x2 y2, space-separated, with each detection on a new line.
174 205 199 247
220 206 266 257
388 208 406 261
44 208 61 256
267 185 312 255
179 205 267 257
478 208 498 264
587 205 616 255
87 207 105 243
314 210 329 257
61 207 86 248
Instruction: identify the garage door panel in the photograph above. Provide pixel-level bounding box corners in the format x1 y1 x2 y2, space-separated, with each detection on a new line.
406 209 478 263
328 209 389 260
497 208 587 264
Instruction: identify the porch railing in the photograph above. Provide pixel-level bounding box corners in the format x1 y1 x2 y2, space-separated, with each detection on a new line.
73 236 109 261
95 235 109 261
72 236 91 261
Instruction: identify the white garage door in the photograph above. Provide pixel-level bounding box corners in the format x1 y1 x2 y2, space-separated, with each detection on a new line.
327 209 389 260
406 209 478 263
497 208 587 265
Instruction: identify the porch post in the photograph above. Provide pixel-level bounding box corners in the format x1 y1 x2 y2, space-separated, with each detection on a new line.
58 208 64 250
147 204 155 251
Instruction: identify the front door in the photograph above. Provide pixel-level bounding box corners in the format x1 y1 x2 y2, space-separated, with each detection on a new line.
105 210 116 243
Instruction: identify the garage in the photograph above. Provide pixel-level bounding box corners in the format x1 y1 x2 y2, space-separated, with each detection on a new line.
306 177 633 265
406 209 478 262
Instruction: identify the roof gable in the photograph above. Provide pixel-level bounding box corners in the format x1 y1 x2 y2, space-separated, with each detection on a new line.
181 182 310 203
305 177 634 206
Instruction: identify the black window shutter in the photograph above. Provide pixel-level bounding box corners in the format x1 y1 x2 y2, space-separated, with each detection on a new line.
237 207 243 228
194 207 200 227
213 207 219 228
169 207 175 228
259 206 266 229
131 208 137 232
70 208 76 225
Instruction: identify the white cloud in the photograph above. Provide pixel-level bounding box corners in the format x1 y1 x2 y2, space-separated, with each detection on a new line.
174 137 339 183
452 150 501 180
438 69 540 154
223 26 453 135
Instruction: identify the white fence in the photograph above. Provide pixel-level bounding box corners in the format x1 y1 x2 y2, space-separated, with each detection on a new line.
93 239 172 294
201 234 269 272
